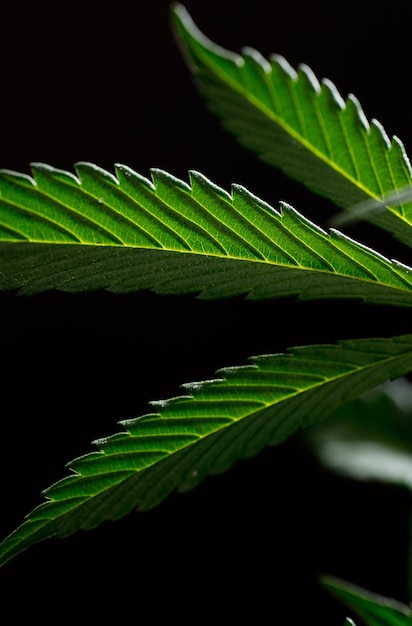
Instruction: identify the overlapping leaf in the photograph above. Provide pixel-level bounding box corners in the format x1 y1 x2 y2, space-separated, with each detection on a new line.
2 335 412 567
307 377 412 490
171 3 412 246
307 377 412 605
2 163 412 304
2 8 412 610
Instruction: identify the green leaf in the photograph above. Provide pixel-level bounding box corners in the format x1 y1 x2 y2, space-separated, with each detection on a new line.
306 377 412 491
322 576 412 625
306 378 412 608
2 335 412 567
171 4 412 246
2 163 412 305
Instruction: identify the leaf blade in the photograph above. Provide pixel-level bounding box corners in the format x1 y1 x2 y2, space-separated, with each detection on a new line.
2 335 412 567
2 164 412 305
171 3 412 246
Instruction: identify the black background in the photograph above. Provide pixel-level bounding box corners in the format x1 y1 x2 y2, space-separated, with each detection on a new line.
1 1 412 623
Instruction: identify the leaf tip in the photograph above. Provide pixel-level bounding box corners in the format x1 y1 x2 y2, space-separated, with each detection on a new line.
170 2 243 67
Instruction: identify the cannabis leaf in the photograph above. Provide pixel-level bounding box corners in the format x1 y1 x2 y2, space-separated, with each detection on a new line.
307 377 412 606
2 335 412 567
171 3 412 247
2 163 412 304
307 377 412 491
2 11 412 620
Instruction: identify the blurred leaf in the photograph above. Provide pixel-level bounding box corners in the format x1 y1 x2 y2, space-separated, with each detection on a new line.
322 576 412 625
306 377 412 491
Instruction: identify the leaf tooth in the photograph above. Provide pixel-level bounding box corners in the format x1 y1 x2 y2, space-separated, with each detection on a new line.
391 135 412 168
330 228 391 264
119 413 160 429
31 162 81 186
42 473 130 502
370 118 391 150
149 395 190 410
269 53 297 81
69 450 165 476
218 365 326 387
188 169 231 201
346 93 370 133
184 375 296 397
114 163 155 190
75 161 119 186
250 353 353 377
121 415 232 437
231 182 279 216
99 434 200 455
182 378 223 393
152 397 263 419
241 46 271 74
380 138 412 226
297 63 321 94
320 77 346 110
150 167 191 193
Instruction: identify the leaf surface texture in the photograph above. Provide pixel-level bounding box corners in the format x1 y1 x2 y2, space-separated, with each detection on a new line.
2 335 412 566
171 3 412 246
1 163 412 304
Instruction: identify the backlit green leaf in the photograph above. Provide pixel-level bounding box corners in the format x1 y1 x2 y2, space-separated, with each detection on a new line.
171 3 412 246
2 335 412 567
2 164 412 305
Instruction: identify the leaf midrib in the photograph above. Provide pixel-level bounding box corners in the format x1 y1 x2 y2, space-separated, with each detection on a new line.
4 236 412 294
